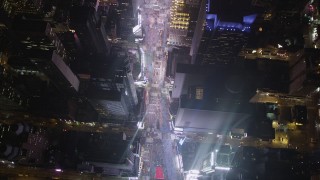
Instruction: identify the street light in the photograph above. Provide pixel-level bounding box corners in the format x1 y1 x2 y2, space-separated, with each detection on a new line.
55 168 62 172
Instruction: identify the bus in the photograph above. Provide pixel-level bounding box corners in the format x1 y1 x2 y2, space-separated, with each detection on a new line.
155 166 165 180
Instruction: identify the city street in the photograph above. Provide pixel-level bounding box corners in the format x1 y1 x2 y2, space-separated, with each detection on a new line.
138 0 183 179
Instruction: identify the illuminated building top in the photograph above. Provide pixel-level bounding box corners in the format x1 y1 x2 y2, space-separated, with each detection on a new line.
170 0 190 30
205 14 257 32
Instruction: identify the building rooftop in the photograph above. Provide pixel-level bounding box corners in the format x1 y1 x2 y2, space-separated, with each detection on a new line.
69 6 93 25
87 87 122 101
72 132 130 164
179 141 213 171
11 17 47 34
176 96 253 133
175 63 258 100
209 0 254 22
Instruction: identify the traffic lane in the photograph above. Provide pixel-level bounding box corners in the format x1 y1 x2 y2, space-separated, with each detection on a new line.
143 53 154 82
160 94 183 179
160 93 171 133
147 99 176 179
162 133 181 180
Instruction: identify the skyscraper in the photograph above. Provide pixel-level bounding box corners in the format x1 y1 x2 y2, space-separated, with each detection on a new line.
193 0 258 64
168 0 205 47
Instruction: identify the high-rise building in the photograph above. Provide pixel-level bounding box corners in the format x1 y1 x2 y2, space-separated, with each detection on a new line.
0 1 142 177
2 0 40 17
193 0 258 64
171 64 257 134
171 59 290 137
69 6 111 55
290 48 320 96
70 132 140 176
84 52 138 124
168 0 205 47
0 17 80 115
